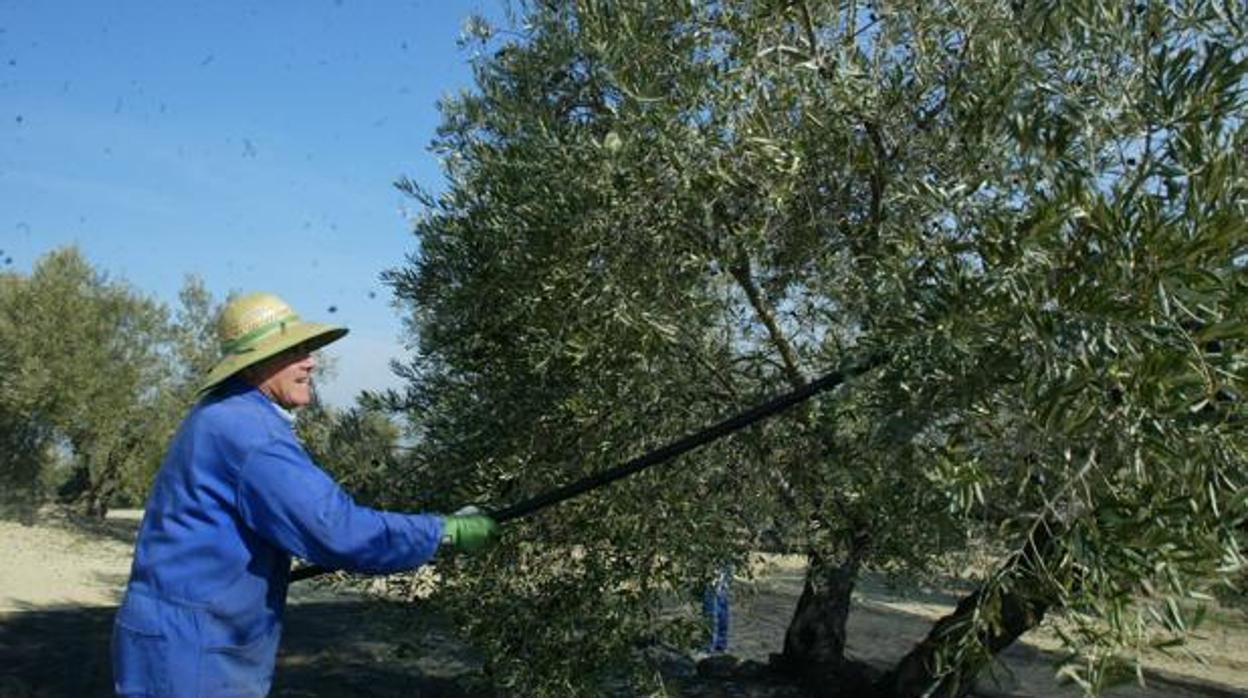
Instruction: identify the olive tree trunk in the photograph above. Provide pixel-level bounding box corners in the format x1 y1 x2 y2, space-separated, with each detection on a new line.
772 534 878 695
877 522 1062 697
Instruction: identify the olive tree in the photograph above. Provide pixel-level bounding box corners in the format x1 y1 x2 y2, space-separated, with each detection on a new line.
388 1 1245 694
298 396 408 510
0 272 53 521
0 248 218 517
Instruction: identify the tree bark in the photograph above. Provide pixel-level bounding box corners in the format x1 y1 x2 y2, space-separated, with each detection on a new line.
772 533 878 695
727 257 806 390
79 441 131 519
876 521 1062 698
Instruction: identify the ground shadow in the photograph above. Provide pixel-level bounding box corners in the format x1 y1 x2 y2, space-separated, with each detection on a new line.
0 598 491 698
57 512 142 547
1 590 1243 698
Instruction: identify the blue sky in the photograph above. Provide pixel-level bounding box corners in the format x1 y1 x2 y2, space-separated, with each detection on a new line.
1 0 502 407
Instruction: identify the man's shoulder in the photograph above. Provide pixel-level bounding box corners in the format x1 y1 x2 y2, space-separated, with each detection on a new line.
191 387 289 445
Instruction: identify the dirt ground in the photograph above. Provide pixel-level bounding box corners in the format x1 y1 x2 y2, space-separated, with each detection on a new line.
1 510 1245 697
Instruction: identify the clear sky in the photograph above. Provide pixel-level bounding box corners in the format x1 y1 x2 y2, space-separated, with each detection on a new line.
1 0 501 407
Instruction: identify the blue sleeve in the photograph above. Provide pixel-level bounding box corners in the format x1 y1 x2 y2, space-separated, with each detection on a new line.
235 436 445 574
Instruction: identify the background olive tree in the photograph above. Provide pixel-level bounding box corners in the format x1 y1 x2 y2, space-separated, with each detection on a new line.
298 393 409 510
0 247 220 518
0 247 400 524
386 0 1245 695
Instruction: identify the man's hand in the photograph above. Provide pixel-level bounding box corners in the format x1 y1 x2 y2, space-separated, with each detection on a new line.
441 513 499 553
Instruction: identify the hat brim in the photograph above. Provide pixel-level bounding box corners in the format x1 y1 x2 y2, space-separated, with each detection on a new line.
198 321 348 395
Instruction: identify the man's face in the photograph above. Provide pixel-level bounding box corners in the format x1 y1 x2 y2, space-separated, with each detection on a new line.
246 343 317 409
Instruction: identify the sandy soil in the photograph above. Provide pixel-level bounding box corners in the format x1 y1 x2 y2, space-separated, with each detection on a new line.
1 510 1245 697
0 509 139 613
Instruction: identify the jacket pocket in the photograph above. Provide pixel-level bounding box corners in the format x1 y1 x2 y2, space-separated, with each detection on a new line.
112 594 170 696
196 618 281 697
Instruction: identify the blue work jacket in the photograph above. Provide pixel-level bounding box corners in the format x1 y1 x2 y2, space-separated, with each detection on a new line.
112 379 444 697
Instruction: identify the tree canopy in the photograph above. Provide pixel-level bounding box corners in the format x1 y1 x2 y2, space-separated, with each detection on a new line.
388 0 1246 695
0 248 219 518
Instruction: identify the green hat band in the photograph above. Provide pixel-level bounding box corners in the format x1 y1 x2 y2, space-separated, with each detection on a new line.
220 312 300 356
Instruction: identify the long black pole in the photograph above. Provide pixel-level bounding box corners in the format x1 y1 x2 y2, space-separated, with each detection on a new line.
291 352 884 582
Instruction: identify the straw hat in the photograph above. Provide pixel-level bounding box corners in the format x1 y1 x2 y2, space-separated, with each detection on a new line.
198 292 347 394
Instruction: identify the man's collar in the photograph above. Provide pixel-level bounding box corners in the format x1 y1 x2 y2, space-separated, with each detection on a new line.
235 378 297 424
264 396 297 424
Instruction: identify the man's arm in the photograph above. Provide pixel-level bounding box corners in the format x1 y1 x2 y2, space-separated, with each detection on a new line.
235 437 445 574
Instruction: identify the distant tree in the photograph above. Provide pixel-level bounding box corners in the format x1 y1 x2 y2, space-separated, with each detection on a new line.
118 275 223 502
389 1 1245 695
298 395 407 510
0 272 53 522
0 248 220 517
170 275 221 392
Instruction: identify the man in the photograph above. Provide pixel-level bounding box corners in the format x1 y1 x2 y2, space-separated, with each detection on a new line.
112 291 497 697
701 563 732 654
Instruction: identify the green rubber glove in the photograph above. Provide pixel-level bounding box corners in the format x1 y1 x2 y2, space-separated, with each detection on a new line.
441 514 499 553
